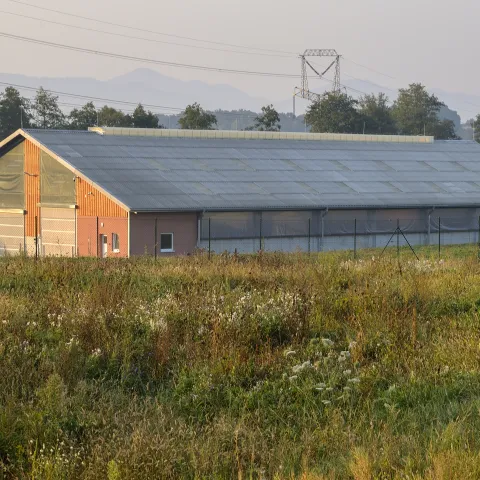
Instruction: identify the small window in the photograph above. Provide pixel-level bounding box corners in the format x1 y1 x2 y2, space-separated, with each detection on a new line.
112 233 120 252
160 233 174 252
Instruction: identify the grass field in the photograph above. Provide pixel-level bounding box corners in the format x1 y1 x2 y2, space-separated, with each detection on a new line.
2 245 480 479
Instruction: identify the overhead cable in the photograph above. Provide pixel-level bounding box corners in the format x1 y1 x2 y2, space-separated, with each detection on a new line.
5 0 297 56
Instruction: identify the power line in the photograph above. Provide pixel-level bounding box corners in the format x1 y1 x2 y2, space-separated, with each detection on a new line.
0 31 301 78
0 81 263 119
342 57 397 80
5 0 478 118
0 81 183 110
5 0 297 56
0 10 294 59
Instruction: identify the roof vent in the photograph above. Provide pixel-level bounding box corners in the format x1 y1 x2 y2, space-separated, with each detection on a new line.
88 127 434 144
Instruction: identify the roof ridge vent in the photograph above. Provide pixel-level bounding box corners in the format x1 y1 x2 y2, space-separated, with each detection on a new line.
88 127 434 144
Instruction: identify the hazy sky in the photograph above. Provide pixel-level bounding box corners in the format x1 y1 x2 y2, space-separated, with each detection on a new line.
1 0 478 108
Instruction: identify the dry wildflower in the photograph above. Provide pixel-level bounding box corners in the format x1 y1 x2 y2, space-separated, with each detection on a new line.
292 364 303 374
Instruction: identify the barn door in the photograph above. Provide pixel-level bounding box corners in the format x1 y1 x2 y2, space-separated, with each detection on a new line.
40 207 76 257
0 211 25 256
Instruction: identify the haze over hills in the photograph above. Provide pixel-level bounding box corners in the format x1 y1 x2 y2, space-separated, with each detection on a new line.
0 68 269 115
0 68 478 128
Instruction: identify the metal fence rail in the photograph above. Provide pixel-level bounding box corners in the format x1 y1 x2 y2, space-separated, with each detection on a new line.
199 208 480 259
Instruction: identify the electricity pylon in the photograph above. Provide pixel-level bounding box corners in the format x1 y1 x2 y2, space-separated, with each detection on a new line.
293 49 341 116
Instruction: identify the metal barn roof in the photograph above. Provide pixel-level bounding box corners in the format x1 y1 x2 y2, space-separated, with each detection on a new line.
21 129 480 211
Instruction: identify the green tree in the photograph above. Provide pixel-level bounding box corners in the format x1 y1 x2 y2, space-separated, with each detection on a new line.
132 104 160 128
33 87 66 129
0 87 32 138
432 119 460 140
251 104 281 131
98 106 132 127
305 92 362 133
391 83 457 139
472 115 480 143
178 103 217 130
68 102 97 130
358 93 397 134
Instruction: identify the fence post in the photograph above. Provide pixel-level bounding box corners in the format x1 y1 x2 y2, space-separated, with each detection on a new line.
34 215 38 260
154 218 158 261
354 218 357 259
23 212 26 255
208 217 211 260
96 216 99 258
259 215 263 252
308 218 311 255
321 214 324 252
438 217 441 260
427 211 431 246
478 216 480 259
397 219 400 259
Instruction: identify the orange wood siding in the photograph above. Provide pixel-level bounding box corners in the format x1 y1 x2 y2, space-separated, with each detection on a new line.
76 177 128 218
24 140 40 237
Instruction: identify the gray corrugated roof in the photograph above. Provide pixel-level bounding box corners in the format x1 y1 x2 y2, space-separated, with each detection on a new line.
24 129 480 211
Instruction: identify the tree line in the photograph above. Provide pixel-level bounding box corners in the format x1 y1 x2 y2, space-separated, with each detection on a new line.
0 83 476 141
304 84 460 139
0 87 160 138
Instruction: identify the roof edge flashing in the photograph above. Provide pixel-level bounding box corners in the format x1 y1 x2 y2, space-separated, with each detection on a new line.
90 127 435 144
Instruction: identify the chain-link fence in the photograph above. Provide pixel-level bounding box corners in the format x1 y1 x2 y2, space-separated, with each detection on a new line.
199 208 480 258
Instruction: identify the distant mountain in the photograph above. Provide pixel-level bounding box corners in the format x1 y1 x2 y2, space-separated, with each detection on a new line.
1 68 478 128
0 68 270 113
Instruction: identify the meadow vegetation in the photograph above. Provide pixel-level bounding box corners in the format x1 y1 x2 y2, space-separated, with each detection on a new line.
1 246 480 479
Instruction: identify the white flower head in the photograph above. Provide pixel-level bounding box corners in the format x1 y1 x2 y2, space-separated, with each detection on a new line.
321 338 334 348
292 364 303 374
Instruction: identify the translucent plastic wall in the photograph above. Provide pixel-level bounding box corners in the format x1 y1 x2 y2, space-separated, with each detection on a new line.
200 208 480 253
40 152 76 206
0 143 24 209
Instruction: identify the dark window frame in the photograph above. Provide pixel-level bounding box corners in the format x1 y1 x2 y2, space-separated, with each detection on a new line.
160 233 174 252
